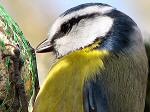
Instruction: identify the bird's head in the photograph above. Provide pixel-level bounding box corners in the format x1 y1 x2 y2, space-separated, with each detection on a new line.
36 3 141 58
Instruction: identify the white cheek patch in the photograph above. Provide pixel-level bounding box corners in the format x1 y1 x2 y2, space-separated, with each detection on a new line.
55 16 114 56
48 5 114 41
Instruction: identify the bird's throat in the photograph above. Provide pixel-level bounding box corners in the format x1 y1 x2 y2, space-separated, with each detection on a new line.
33 49 109 112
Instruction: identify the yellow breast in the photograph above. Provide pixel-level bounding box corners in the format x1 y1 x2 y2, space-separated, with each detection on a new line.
33 48 109 112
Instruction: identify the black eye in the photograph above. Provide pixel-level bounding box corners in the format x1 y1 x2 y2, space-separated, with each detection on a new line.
61 22 71 34
60 17 79 34
60 13 99 35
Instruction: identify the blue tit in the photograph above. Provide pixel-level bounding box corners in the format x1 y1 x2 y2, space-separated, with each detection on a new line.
33 3 148 112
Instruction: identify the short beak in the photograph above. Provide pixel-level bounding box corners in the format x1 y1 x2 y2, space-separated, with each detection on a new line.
36 39 53 53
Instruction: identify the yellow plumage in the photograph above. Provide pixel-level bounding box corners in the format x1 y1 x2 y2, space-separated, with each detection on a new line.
33 42 109 112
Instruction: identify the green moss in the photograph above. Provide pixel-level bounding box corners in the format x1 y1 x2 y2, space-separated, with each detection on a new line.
5 77 11 93
5 57 11 70
0 40 6 52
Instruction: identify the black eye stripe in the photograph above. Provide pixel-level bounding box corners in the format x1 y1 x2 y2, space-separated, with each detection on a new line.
61 13 100 34
51 13 100 44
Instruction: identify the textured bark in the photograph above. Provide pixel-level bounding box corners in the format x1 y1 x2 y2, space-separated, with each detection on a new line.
0 4 39 112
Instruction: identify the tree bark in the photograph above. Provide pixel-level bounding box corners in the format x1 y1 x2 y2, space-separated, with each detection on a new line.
0 4 39 112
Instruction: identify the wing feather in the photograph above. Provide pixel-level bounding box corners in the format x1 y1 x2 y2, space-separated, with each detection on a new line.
83 77 109 112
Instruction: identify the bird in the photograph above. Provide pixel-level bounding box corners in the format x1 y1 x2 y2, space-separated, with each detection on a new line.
33 3 148 112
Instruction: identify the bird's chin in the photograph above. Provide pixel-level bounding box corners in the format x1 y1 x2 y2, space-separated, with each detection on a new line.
50 52 57 59
56 53 63 59
50 51 61 59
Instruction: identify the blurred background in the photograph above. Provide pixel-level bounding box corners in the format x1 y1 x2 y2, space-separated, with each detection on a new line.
0 0 150 85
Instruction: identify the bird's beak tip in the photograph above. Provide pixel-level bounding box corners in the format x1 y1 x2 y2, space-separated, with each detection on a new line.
35 39 53 53
35 47 43 53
